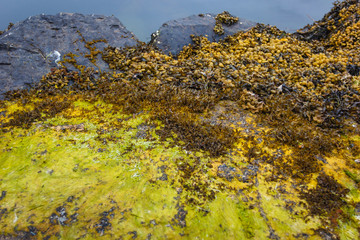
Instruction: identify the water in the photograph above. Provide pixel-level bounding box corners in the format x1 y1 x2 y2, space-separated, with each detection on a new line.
0 0 335 42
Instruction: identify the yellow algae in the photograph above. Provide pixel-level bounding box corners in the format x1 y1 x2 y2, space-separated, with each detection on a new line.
184 192 268 239
0 105 185 239
338 220 359 240
0 95 359 239
1 0 360 238
255 175 323 239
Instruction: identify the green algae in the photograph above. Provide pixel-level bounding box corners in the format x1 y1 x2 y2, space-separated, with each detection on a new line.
1 98 359 239
0 100 180 239
1 1 360 238
1 94 358 239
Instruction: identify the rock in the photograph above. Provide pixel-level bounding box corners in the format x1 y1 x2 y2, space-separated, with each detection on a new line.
0 13 138 97
346 64 360 76
150 12 257 56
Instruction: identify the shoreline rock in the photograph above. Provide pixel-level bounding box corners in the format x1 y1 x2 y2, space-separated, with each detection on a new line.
0 13 138 97
0 11 259 97
149 13 257 56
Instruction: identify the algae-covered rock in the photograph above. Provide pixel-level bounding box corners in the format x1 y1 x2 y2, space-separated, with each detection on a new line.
0 13 138 97
1 0 360 239
150 12 256 56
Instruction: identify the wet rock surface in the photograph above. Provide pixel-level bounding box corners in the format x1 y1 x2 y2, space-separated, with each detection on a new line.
217 164 237 181
0 13 137 97
0 1 360 239
49 206 69 226
150 13 257 56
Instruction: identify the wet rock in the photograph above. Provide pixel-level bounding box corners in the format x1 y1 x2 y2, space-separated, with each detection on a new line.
0 208 7 221
150 13 256 56
27 226 38 236
346 64 360 76
355 202 360 214
149 219 157 226
0 231 34 240
69 213 79 223
135 123 151 139
94 208 115 235
0 13 138 97
158 165 168 181
67 196 74 203
315 155 328 164
49 206 68 225
315 228 339 240
0 191 6 201
217 164 237 182
172 204 187 228
95 217 111 235
238 164 259 183
204 100 261 136
128 231 138 239
158 173 168 181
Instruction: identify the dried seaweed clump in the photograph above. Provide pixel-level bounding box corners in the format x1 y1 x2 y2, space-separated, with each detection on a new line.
35 67 98 96
0 22 14 35
300 173 349 216
155 111 235 156
214 11 239 35
2 97 70 129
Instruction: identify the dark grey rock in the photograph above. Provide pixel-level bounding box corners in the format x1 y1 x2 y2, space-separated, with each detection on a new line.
0 13 138 97
346 64 360 76
217 164 237 182
150 13 257 56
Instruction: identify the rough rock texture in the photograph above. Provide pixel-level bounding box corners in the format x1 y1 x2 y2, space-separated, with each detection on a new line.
0 13 138 97
150 13 257 56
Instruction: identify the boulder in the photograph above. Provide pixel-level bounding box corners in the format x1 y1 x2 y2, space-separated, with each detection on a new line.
0 13 138 97
150 12 257 56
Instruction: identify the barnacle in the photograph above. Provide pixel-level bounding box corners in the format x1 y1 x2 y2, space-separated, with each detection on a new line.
1 1 360 239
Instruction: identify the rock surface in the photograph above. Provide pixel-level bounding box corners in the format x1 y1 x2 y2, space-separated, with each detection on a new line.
1 0 360 238
150 13 257 56
0 13 138 97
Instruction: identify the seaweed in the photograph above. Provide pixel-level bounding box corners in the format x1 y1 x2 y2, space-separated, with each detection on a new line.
0 22 14 35
1 98 70 129
1 1 360 238
155 111 236 157
300 173 349 216
214 11 239 35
